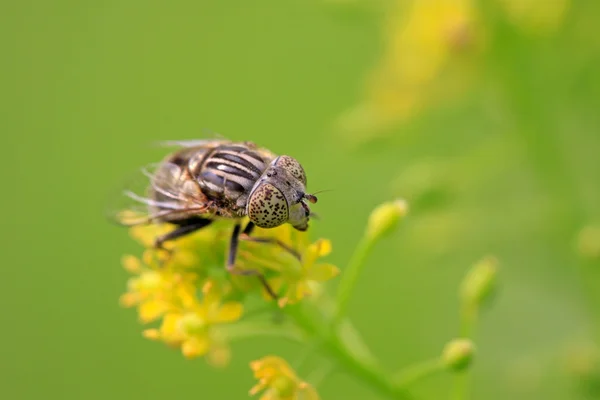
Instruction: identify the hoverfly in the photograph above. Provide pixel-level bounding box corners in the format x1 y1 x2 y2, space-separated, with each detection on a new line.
109 139 318 298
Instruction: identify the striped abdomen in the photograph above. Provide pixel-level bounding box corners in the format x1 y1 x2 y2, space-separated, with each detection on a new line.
193 144 270 204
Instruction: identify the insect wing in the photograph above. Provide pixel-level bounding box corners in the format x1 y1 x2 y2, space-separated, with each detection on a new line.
154 138 231 149
105 162 207 227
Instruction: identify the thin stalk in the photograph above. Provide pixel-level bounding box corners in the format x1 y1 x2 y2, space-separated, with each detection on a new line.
287 305 414 400
333 236 374 327
393 358 443 388
453 304 478 400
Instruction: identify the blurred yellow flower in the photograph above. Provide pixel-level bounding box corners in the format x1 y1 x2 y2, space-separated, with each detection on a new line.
232 223 339 306
336 0 481 140
129 220 229 271
143 279 243 365
119 254 199 323
119 216 339 365
267 239 339 308
250 356 320 400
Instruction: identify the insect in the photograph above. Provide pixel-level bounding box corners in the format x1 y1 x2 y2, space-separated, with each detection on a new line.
110 139 318 298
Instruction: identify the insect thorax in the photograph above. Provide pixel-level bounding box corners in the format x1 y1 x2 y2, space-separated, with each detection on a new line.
192 143 274 214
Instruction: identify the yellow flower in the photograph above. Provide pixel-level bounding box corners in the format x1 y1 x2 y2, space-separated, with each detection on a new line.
336 0 481 140
264 239 339 307
119 254 199 323
128 221 230 271
119 212 339 366
230 223 339 305
143 279 243 364
249 356 320 400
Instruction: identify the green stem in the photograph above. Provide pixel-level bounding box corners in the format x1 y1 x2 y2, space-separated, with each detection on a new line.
287 305 414 400
452 371 469 400
333 236 374 327
453 305 478 400
459 305 478 338
392 358 443 388
315 290 380 367
307 361 334 388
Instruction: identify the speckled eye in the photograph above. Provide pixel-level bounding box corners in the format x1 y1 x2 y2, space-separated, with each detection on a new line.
273 156 306 185
247 183 289 228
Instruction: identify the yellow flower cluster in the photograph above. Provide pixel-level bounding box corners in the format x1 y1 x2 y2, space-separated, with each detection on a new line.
250 356 320 400
119 218 339 367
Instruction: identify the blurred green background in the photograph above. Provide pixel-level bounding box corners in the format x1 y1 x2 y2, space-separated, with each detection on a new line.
3 1 600 399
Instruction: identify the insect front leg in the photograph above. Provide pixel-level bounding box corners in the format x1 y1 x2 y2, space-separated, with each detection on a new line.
151 218 213 266
239 222 301 261
154 218 213 249
227 222 278 299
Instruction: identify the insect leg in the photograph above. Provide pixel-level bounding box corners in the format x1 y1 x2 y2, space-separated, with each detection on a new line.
239 222 301 261
154 218 213 249
227 222 278 299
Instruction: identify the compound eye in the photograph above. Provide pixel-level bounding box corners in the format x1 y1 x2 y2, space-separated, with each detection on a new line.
274 156 306 185
247 183 289 228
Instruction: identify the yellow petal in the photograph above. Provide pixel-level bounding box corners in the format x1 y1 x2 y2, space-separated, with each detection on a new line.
182 336 209 359
142 249 155 267
251 356 291 375
160 313 182 337
119 292 139 307
139 300 167 323
302 239 331 271
142 329 160 340
207 344 231 368
249 382 267 396
274 224 293 247
202 279 221 306
121 255 142 273
302 253 318 272
277 297 289 308
306 263 340 282
175 285 199 309
214 302 243 323
174 250 199 267
315 239 332 257
117 210 145 226
129 225 155 247
294 282 311 302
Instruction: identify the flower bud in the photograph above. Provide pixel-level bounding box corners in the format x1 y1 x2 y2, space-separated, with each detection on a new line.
366 199 408 242
460 256 498 309
565 341 600 397
442 338 475 371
